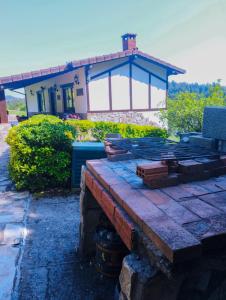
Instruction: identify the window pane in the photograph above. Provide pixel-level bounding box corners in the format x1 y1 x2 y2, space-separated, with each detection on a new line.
151 76 166 109
89 74 109 111
111 64 130 110
63 86 74 111
37 91 46 112
132 65 149 109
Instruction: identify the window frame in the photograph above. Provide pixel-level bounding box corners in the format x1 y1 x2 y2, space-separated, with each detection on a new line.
61 83 75 113
37 90 46 112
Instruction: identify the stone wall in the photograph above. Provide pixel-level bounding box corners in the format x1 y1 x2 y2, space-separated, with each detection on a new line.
87 111 162 126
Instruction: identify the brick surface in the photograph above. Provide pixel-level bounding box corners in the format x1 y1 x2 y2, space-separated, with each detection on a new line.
140 189 200 225
180 183 209 196
178 170 211 183
137 162 168 176
142 215 201 263
85 170 93 190
199 191 226 212
184 215 226 250
144 174 179 189
157 199 200 225
87 158 226 264
161 185 193 200
113 207 135 250
195 158 221 170
109 182 140 206
140 189 171 205
181 198 222 218
86 171 135 250
195 179 222 193
214 178 226 190
121 194 164 227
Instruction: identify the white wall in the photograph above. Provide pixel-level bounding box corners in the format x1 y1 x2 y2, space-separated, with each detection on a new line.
25 67 87 114
111 64 130 110
131 64 149 109
134 57 167 80
89 73 109 111
88 58 167 112
151 76 167 109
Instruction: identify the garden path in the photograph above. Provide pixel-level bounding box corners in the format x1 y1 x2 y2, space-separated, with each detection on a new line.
0 125 116 300
0 124 31 300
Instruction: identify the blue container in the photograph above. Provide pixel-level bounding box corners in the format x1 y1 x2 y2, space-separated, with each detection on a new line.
71 142 106 190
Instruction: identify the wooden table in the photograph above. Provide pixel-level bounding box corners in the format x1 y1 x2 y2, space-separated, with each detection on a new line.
85 158 226 264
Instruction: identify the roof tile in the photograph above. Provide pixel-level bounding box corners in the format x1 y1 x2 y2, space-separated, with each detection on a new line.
0 50 185 87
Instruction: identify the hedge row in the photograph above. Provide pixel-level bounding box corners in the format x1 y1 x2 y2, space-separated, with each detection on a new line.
66 120 167 141
6 115 76 191
6 115 167 192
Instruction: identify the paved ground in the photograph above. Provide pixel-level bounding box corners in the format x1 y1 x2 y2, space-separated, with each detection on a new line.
0 124 31 300
0 124 116 300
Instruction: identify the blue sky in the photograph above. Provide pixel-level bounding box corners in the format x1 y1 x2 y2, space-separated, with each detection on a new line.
1 0 226 91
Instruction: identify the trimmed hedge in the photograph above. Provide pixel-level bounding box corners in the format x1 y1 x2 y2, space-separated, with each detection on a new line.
66 120 167 141
6 115 76 191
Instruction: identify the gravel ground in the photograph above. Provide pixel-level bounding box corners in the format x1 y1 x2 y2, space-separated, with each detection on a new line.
0 124 117 300
16 195 117 300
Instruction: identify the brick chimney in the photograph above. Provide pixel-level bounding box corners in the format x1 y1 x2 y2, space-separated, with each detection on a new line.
0 89 8 123
122 33 137 51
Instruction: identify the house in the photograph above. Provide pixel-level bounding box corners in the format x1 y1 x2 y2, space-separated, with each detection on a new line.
0 34 185 125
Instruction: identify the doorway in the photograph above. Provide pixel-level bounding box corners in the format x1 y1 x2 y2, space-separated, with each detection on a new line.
48 88 56 115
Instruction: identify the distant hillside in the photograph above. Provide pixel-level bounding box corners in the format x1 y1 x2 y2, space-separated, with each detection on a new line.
168 81 226 98
5 95 26 113
6 95 25 102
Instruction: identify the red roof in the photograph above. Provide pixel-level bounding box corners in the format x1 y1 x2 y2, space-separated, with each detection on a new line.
0 49 185 89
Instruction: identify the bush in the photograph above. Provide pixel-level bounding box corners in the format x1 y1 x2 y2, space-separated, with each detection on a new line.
6 114 76 191
160 83 226 134
66 120 167 141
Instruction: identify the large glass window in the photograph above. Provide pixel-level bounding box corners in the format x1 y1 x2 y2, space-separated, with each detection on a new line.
37 90 46 112
62 85 75 113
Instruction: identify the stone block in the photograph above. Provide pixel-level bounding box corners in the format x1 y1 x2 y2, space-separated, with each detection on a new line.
189 135 216 150
119 254 182 300
203 106 226 140
119 254 157 300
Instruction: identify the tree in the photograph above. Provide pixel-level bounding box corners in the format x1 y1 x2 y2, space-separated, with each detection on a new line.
160 83 226 134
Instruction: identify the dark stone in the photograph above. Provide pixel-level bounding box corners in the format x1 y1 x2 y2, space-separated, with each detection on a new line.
203 106 226 140
189 135 217 150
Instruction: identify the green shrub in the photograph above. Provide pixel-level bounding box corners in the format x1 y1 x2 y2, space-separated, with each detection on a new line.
66 120 167 141
6 114 76 191
66 119 94 140
160 83 226 134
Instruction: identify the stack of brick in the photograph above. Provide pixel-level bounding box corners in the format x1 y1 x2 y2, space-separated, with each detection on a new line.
137 157 226 189
136 161 179 189
104 140 133 161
